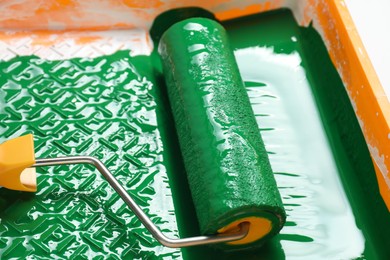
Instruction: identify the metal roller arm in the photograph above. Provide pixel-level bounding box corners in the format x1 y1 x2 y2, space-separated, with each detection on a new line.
33 156 249 248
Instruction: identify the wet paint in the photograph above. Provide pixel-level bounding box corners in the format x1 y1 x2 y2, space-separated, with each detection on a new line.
0 8 389 259
221 9 390 259
158 17 285 250
0 53 183 258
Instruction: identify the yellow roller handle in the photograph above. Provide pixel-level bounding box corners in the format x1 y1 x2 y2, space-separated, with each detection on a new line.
0 134 37 192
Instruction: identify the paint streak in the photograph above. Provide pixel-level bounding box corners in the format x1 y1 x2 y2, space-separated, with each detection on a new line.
0 0 296 30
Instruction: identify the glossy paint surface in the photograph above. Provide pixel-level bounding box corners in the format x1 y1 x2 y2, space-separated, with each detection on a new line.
0 9 388 259
158 17 285 250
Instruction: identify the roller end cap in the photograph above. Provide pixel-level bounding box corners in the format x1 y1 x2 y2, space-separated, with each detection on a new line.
0 134 37 192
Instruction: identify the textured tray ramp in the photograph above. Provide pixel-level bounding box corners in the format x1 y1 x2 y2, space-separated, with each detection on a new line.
0 53 182 259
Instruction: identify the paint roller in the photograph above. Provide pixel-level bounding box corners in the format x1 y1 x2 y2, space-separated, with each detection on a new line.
155 10 286 250
0 9 285 251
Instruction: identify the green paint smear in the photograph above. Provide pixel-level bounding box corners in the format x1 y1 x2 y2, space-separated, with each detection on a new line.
0 8 389 259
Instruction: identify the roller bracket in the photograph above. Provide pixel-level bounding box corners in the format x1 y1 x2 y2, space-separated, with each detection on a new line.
0 135 249 247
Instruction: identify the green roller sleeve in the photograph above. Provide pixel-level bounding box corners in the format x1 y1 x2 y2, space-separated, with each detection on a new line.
158 17 286 249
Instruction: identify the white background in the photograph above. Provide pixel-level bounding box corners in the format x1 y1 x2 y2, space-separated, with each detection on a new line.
345 0 390 101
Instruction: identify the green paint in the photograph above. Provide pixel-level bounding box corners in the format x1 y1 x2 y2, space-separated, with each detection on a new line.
150 7 216 44
0 53 183 259
158 17 285 250
0 8 388 260
221 9 390 259
298 23 390 259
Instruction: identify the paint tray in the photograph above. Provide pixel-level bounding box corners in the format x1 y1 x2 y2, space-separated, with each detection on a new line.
0 1 389 259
